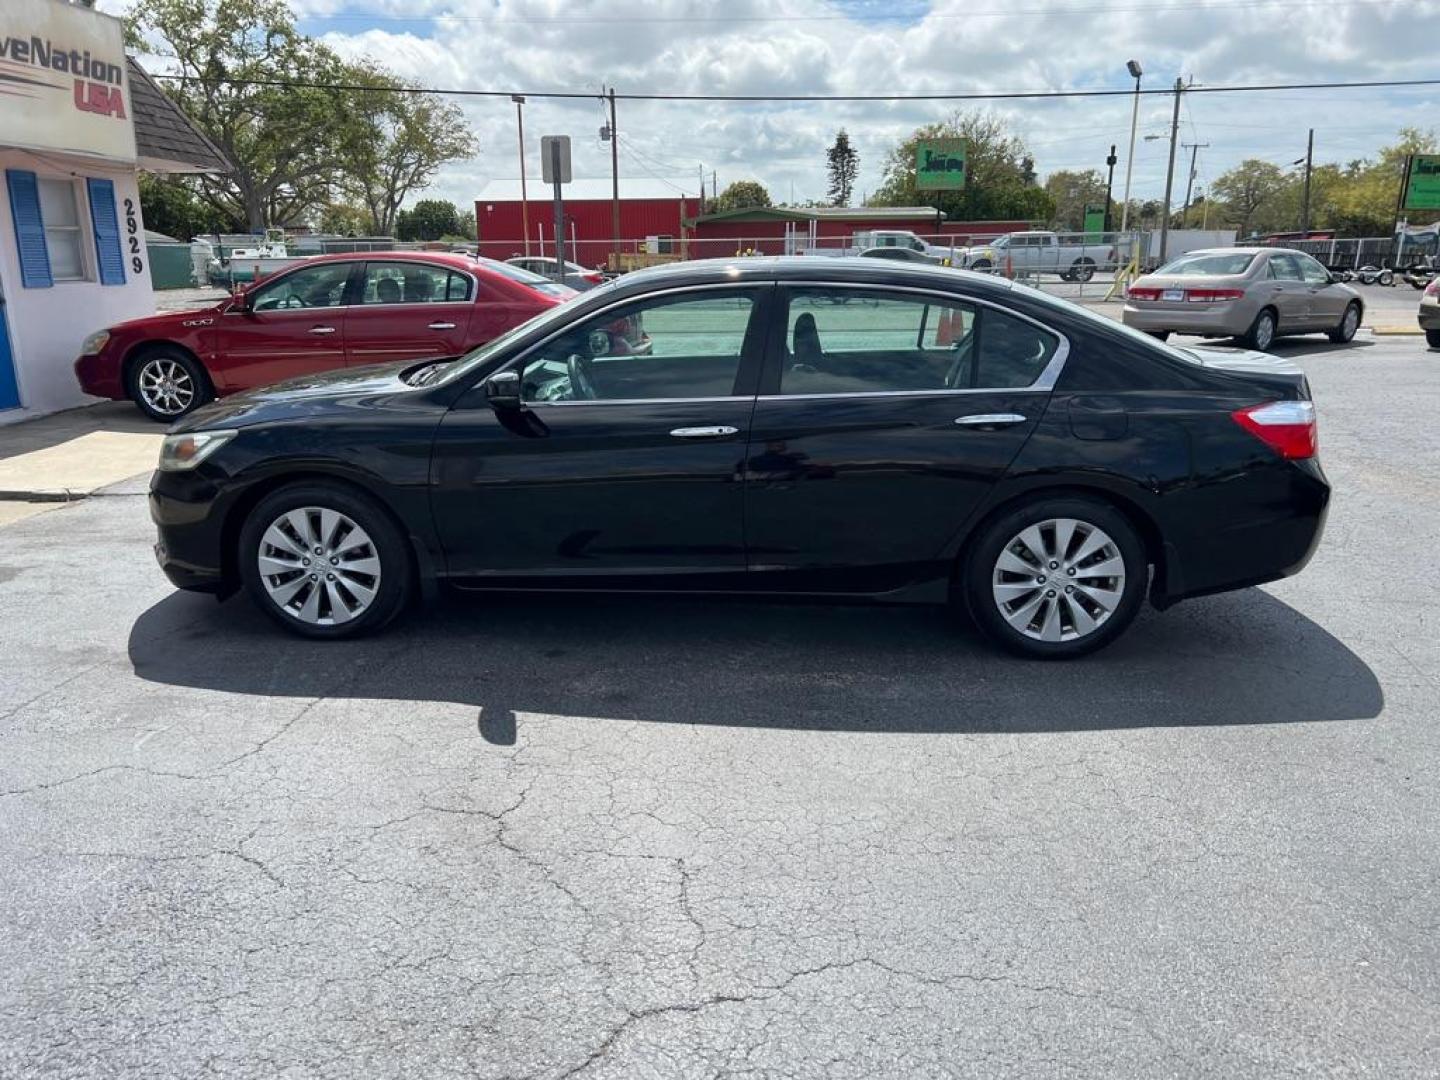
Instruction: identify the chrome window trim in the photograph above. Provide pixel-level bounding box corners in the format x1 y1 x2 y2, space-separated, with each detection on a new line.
776 280 1071 393
498 282 765 404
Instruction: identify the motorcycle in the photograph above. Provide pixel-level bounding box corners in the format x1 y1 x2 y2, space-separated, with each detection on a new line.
1353 265 1395 287
1403 259 1437 290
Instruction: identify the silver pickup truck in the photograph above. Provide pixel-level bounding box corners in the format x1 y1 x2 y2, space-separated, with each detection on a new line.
957 232 1115 282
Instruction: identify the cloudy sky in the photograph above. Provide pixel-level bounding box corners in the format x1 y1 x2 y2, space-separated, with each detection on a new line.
109 0 1440 211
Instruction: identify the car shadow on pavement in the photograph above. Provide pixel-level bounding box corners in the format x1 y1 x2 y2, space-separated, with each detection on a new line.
128 586 1383 746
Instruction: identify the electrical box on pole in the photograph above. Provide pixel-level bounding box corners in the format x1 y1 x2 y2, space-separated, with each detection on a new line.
541 136 571 279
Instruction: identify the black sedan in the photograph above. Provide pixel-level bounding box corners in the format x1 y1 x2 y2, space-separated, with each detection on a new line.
149 257 1329 658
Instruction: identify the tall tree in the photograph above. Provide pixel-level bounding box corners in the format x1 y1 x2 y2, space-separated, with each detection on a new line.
127 0 362 232
869 111 1054 223
396 199 461 242
137 174 237 239
1211 159 1289 236
340 63 478 236
826 129 859 207
1042 169 1109 231
711 181 772 212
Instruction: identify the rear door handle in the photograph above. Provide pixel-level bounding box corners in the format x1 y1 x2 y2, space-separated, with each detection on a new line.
308 326 336 335
954 413 1027 428
670 426 739 438
428 322 457 330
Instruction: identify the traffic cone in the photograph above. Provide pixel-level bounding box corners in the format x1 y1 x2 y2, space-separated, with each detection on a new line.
936 307 956 346
1004 254 1014 280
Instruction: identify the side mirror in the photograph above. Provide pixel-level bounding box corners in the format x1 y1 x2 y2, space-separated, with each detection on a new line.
484 369 522 410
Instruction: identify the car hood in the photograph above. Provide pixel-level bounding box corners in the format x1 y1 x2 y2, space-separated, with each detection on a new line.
171 360 429 433
110 298 232 334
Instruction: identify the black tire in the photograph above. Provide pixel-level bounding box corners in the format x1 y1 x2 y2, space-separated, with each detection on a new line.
1427 329 1440 349
969 259 992 273
238 481 413 639
1378 269 1394 287
1071 258 1096 283
1328 301 1361 344
127 346 212 422
1241 307 1278 351
959 495 1148 660
1147 330 1171 342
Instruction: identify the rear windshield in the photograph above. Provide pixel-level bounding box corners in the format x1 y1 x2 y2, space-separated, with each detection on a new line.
1156 252 1256 276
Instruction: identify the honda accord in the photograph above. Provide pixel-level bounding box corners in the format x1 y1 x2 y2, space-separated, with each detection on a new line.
148 257 1329 658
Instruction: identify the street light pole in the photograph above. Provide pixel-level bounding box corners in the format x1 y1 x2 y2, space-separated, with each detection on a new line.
1119 60 1143 235
1300 127 1314 236
1158 76 1184 265
607 86 620 269
512 95 529 255
1181 141 1208 229
1104 144 1117 232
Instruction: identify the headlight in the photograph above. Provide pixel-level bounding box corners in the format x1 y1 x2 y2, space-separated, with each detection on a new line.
157 429 237 472
80 330 111 355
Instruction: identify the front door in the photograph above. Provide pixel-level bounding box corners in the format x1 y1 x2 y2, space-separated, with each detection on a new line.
1297 252 1348 327
0 282 19 411
742 285 1052 593
430 287 770 584
214 261 355 392
344 260 474 366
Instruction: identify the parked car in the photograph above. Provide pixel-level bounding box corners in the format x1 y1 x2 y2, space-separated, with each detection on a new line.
74 252 577 421
857 246 943 265
505 256 607 290
957 231 1113 282
148 257 1328 658
1420 276 1440 347
1123 247 1362 350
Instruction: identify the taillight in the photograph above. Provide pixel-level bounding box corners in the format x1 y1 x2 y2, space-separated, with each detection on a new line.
1127 287 1160 301
584 271 604 284
1187 288 1244 303
1232 400 1318 460
1425 277 1439 297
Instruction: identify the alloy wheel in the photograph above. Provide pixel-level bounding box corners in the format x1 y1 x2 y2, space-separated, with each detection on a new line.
1342 305 1360 339
136 357 196 416
991 517 1127 643
1254 313 1275 351
257 506 382 626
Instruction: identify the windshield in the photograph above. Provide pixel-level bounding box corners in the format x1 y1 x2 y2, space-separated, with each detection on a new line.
1156 252 1256 276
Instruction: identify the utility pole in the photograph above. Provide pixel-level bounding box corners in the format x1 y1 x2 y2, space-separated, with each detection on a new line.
1180 141 1208 229
1104 144 1117 232
512 95 528 255
1119 59 1143 235
607 86 620 268
1300 128 1314 236
1158 76 1184 265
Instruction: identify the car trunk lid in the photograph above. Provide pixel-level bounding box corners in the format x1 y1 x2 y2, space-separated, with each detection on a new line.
1180 345 1311 400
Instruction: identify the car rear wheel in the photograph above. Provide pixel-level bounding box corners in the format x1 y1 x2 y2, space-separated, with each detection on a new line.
1378 269 1394 287
1427 329 1440 348
128 347 211 422
1071 258 1096 283
239 482 413 639
1242 308 1277 351
960 496 1147 659
1329 301 1361 343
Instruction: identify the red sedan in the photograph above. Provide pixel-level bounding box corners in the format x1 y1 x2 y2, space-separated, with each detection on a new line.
74 252 576 420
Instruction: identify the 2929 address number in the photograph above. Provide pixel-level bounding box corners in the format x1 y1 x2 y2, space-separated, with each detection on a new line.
124 197 143 275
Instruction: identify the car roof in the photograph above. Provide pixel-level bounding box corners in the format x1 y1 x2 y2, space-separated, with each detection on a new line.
1174 247 1274 257
612 255 1015 294
301 250 480 271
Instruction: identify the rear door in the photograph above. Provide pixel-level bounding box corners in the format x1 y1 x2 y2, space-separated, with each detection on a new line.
213 260 355 391
1264 253 1310 331
430 286 770 582
344 260 474 366
741 284 1056 592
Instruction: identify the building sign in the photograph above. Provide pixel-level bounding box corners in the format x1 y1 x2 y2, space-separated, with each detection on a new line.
1402 155 1440 212
1083 204 1107 234
916 138 967 192
0 0 135 163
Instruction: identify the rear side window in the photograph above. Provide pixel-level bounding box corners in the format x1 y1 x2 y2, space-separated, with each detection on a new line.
777 288 1058 395
1268 254 1304 281
360 262 469 304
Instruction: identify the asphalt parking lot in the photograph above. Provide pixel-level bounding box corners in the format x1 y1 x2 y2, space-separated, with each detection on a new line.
1 332 1437 1078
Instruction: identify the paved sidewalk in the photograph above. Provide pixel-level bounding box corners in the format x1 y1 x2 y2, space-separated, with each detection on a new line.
0 402 161 508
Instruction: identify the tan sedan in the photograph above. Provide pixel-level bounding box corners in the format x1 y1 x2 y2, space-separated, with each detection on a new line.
1123 247 1363 350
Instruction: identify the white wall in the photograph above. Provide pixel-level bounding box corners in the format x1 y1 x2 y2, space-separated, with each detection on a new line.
0 148 155 424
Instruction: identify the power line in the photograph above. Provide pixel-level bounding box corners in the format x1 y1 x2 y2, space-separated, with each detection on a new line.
146 72 1440 103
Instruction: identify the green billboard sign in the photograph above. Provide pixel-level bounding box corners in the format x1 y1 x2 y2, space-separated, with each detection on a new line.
1403 155 1440 211
916 138 967 191
1083 204 1107 234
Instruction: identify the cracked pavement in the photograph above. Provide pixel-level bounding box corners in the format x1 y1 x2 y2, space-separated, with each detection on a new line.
1 333 1437 1078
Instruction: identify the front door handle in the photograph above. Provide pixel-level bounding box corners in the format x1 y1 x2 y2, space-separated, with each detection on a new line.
954 413 1027 428
670 425 739 438
428 321 457 330
308 326 336 335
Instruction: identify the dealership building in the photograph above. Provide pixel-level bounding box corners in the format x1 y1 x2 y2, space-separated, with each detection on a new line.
1 0 227 424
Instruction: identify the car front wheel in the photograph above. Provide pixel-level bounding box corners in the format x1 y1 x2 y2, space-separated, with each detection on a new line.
1427 328 1440 348
961 497 1147 659
128 347 212 422
1329 301 1361 343
239 482 413 639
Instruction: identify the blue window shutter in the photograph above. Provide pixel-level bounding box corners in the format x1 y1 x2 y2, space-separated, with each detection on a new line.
86 178 126 286
5 169 52 289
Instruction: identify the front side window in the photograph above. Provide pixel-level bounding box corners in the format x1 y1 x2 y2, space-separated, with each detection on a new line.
251 263 353 310
38 178 86 281
778 289 1058 395
1298 255 1331 284
521 292 756 403
359 262 468 304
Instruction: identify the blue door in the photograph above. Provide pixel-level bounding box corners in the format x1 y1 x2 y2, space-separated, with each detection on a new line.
0 288 19 411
